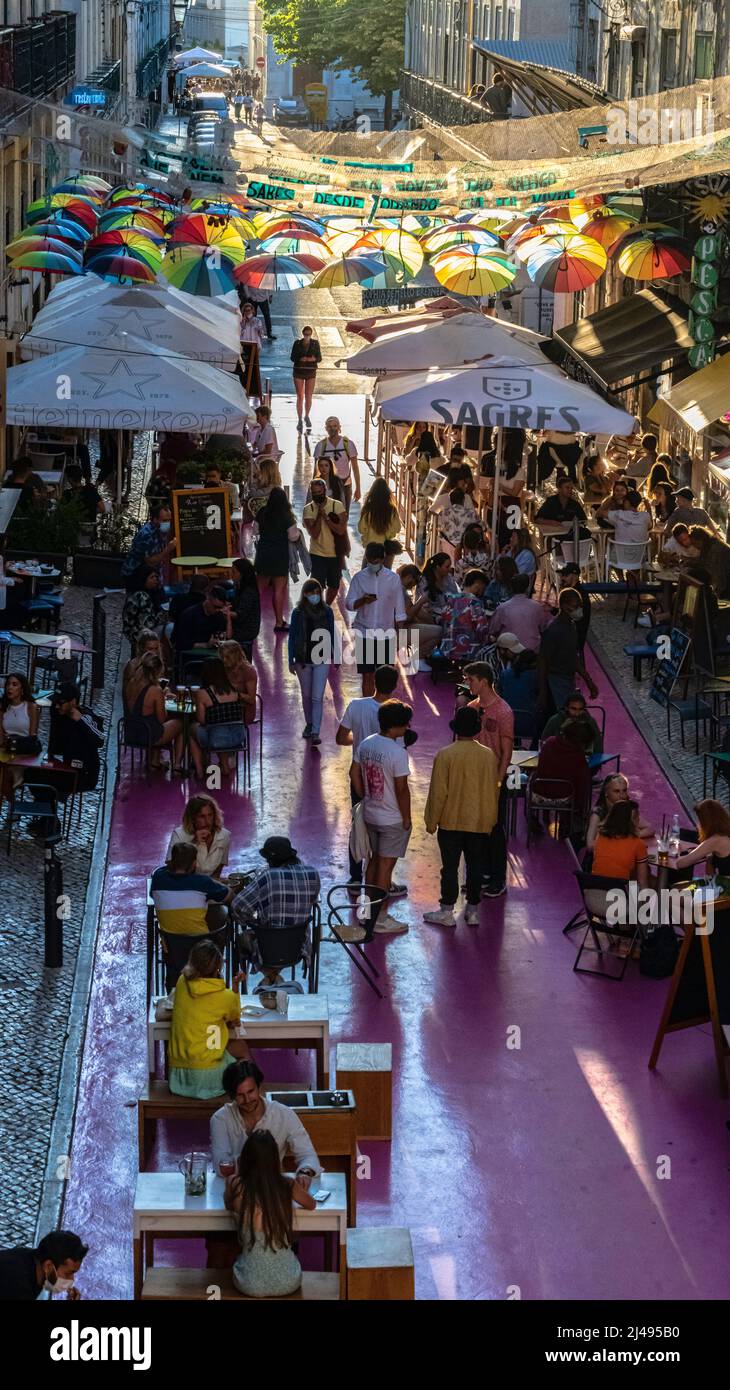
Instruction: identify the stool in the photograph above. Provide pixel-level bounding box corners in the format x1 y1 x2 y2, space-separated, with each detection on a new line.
336 1042 392 1139
346 1227 414 1300
623 643 656 680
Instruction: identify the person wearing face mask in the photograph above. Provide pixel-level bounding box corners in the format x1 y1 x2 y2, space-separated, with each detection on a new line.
302 477 347 605
538 588 598 719
290 326 322 432
121 502 178 592
288 579 335 745
0 1229 87 1299
346 542 406 696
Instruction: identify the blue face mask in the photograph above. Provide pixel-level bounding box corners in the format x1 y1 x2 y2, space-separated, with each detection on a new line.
305 593 321 605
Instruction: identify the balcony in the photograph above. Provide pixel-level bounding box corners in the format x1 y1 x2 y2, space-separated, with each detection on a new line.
0 12 76 101
400 69 493 127
137 36 172 99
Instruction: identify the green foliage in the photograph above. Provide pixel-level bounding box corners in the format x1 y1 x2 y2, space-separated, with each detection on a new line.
91 508 140 556
9 496 85 555
259 0 406 98
175 459 205 485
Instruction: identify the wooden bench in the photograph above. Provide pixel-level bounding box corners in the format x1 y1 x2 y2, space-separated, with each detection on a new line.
137 1081 359 1223
336 1043 392 1139
141 1267 340 1301
346 1227 414 1300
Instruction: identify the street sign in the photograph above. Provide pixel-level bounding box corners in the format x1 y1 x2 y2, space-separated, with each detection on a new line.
256 56 266 68
64 85 106 107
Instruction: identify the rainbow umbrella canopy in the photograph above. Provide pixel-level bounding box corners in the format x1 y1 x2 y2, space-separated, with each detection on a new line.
310 252 389 288
98 208 166 239
85 230 163 270
52 174 111 198
251 210 326 239
26 194 99 231
572 208 633 249
169 213 248 262
324 225 379 256
431 246 517 295
234 253 323 293
83 248 157 283
257 231 332 261
422 222 501 256
161 244 240 295
508 220 584 262
23 217 92 245
7 248 84 275
7 234 83 260
525 232 607 292
616 231 691 280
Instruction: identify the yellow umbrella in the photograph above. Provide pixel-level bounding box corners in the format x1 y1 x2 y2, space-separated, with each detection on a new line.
431 246 517 295
350 226 424 276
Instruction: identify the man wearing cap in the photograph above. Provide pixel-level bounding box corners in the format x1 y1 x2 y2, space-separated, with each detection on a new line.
489 573 551 653
440 569 490 661
423 706 500 927
664 487 717 534
231 837 320 985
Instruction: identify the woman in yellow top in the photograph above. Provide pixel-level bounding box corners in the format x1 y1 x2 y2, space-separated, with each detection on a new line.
169 940 250 1098
357 477 401 553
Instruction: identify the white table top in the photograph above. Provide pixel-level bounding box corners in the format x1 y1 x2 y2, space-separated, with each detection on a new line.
149 993 329 1040
133 1170 346 1233
508 749 539 767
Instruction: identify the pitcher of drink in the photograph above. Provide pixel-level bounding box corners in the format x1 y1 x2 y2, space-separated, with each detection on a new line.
178 1151 207 1196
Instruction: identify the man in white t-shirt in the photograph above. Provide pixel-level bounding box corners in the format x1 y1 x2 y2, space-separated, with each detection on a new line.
352 699 413 936
313 416 361 515
337 664 400 886
345 542 407 695
607 491 652 547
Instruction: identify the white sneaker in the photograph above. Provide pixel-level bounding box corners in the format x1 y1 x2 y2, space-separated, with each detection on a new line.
423 907 456 927
388 882 408 897
373 913 409 935
465 905 481 926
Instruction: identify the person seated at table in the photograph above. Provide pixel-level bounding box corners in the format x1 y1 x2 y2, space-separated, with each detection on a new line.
403 422 440 465
174 585 232 665
357 477 402 551
122 630 163 702
224 1129 315 1297
151 841 232 988
581 453 612 508
230 558 261 659
502 527 537 580
384 538 403 570
3 456 45 507
532 719 592 825
169 940 250 1098
124 653 184 771
168 793 231 880
122 570 165 656
688 526 730 598
168 573 207 645
484 555 517 608
231 836 320 986
49 683 103 792
595 477 630 525
658 521 700 565
212 1059 321 1183
586 774 654 851
440 570 490 662
673 799 730 877
646 457 676 499
220 640 258 726
121 502 178 592
435 482 477 553
668 487 717 534
541 689 603 754
490 573 550 653
62 464 104 521
652 481 676 527
190 657 246 780
591 799 649 885
607 487 652 547
454 521 492 586
203 461 239 513
398 565 443 665
0 672 39 751
247 457 282 520
535 473 588 538
625 433 657 481
416 552 459 624
496 642 539 744
0 1229 88 1300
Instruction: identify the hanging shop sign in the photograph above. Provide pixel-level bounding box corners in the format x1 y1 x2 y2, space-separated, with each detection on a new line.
362 286 446 308
685 176 730 370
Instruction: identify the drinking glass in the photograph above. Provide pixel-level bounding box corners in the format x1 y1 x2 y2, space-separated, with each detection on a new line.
178 1151 207 1196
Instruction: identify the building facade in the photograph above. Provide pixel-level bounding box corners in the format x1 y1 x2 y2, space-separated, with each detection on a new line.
572 1 727 99
183 0 265 71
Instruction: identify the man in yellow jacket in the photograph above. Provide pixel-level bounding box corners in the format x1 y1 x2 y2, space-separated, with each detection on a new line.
423 705 500 928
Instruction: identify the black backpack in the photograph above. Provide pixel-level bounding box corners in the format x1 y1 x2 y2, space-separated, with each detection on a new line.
639 924 679 979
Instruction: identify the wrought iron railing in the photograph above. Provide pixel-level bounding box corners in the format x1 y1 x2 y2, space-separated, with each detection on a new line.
400 69 493 127
0 12 76 99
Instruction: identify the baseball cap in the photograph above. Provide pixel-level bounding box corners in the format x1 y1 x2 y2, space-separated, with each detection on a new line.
674 487 694 501
495 631 525 655
52 681 80 706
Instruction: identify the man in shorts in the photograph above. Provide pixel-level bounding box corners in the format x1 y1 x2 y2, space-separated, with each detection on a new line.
302 474 347 604
345 542 406 695
352 700 413 936
313 416 361 515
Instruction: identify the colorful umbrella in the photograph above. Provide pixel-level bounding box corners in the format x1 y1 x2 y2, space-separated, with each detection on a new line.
430 246 517 295
234 253 323 293
109 185 176 206
251 210 326 238
190 192 255 214
22 217 92 245
607 222 676 258
525 233 607 292
26 195 98 231
310 253 387 288
324 225 380 256
351 227 424 276
606 192 645 221
257 232 332 261
160 244 239 295
509 221 583 262
616 232 691 280
84 231 163 269
53 174 111 194
98 209 166 239
423 223 501 257
169 213 249 253
7 235 83 262
574 209 633 250
533 203 578 224
7 249 84 275
375 214 436 233
83 249 157 284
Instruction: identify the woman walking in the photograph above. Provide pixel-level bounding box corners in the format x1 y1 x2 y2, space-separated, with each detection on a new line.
290 325 321 432
358 477 402 554
254 486 297 632
288 578 334 745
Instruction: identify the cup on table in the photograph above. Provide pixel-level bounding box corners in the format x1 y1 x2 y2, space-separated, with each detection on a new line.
656 836 669 866
219 1162 236 1179
275 990 289 1016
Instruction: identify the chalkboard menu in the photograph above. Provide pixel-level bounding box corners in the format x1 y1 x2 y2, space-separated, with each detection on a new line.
649 627 691 707
172 488 231 562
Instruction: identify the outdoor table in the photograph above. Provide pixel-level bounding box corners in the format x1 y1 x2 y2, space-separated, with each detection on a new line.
165 696 196 772
585 521 612 577
0 750 79 832
588 752 621 774
172 556 219 574
7 563 61 598
9 631 92 683
147 992 330 1085
646 844 696 893
132 1170 348 1299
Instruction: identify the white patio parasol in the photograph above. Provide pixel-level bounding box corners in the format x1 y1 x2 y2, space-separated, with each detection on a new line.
347 314 550 375
174 47 225 67
178 62 231 80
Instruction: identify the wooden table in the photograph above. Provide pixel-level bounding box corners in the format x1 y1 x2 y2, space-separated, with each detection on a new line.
148 992 330 1085
132 1169 348 1299
0 751 79 830
9 631 93 683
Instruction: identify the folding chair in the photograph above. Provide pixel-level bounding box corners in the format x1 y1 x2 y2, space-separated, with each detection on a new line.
563 838 589 936
325 884 384 999
6 781 60 853
571 871 639 980
556 538 599 583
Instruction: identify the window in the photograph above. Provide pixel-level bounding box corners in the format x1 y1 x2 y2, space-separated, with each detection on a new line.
483 4 491 38
507 7 515 38
494 6 502 40
659 29 678 88
631 38 645 97
607 23 621 94
695 33 714 79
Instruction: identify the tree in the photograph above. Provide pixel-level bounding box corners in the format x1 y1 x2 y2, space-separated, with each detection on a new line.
260 0 407 126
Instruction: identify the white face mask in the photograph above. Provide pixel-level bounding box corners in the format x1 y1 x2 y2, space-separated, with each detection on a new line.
44 1272 75 1294
158 520 171 534
366 563 382 577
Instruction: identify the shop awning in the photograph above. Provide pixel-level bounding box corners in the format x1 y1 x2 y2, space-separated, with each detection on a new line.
547 289 694 391
648 352 730 435
471 40 610 113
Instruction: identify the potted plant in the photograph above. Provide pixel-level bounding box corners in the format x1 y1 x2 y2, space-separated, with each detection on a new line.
72 508 140 588
7 497 84 571
174 459 205 486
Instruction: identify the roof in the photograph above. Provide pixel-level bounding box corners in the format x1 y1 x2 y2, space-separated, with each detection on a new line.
648 352 730 435
547 289 694 389
471 39 610 113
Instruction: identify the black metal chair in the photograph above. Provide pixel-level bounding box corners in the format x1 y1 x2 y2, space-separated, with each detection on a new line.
155 922 234 996
236 904 321 995
117 714 171 785
6 781 60 854
525 775 577 847
325 883 384 998
571 871 638 981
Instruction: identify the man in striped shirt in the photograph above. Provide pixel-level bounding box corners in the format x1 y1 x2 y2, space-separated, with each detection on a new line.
151 841 231 988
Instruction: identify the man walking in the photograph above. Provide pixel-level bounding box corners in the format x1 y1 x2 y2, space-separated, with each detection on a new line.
464 661 514 899
303 474 347 604
346 542 406 695
423 706 499 927
336 664 400 885
313 417 361 515
539 588 598 717
352 701 413 936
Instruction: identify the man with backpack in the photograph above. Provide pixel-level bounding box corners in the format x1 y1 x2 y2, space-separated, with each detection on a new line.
313 416 361 516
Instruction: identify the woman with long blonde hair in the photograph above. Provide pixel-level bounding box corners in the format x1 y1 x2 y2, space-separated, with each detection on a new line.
220 639 258 726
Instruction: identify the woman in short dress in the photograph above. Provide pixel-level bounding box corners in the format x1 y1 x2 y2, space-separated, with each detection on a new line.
290 325 321 432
